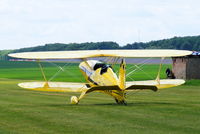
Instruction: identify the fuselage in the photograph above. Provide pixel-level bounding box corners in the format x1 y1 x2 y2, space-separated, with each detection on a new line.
79 60 119 87
79 60 126 104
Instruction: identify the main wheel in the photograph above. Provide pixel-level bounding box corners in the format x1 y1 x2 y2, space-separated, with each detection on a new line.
115 99 127 105
121 100 127 105
70 96 79 104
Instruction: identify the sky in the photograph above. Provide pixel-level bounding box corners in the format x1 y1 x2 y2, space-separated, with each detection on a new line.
0 0 200 49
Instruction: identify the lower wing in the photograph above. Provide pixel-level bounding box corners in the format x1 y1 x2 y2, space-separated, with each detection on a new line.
18 82 121 93
18 79 185 93
18 82 89 92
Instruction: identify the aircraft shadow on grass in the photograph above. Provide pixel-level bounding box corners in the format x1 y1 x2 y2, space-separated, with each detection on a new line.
44 102 178 107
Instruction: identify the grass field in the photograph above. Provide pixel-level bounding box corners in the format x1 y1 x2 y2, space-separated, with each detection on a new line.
0 61 200 134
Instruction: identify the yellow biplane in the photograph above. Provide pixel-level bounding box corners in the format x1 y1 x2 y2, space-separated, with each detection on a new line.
9 49 192 105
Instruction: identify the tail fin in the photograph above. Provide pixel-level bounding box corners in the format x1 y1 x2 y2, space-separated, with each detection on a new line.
119 59 126 90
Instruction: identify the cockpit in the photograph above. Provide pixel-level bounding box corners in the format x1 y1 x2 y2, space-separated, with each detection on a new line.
79 60 118 86
79 60 112 76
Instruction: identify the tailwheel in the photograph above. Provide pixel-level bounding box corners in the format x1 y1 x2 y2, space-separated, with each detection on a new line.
70 96 79 104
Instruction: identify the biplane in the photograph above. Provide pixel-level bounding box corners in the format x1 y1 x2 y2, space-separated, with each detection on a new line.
8 50 192 105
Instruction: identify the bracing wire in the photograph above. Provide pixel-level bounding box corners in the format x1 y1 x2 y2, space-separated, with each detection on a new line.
126 57 153 78
133 64 154 80
48 62 71 82
63 62 85 83
125 57 165 98
126 57 153 73
41 60 85 83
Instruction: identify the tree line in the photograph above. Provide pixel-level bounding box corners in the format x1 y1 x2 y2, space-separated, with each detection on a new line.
11 42 120 53
124 36 200 50
12 35 200 54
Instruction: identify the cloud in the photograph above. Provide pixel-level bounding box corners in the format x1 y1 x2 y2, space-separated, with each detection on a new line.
0 0 200 49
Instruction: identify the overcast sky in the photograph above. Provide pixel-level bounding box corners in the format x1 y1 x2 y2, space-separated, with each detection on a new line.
0 0 200 49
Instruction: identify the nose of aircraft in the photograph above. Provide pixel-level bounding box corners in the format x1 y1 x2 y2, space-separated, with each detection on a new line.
99 68 119 86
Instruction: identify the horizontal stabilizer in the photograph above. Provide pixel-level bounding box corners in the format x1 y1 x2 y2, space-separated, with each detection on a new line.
86 85 121 93
126 85 158 92
126 79 185 91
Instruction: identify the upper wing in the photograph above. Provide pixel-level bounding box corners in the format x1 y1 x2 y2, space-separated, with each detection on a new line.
8 49 192 59
125 79 185 91
18 82 89 92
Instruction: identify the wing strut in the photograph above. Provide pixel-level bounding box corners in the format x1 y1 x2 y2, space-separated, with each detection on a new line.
37 60 49 88
119 58 126 90
111 57 120 68
155 57 165 85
